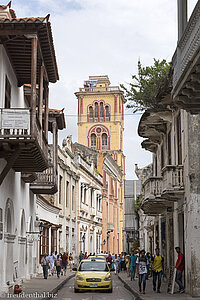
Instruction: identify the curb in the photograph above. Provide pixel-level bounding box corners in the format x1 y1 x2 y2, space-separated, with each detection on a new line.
42 273 75 300
118 274 145 300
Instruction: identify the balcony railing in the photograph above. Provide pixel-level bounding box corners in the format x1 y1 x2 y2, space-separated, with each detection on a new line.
162 165 184 200
79 86 121 93
143 177 163 201
0 108 48 172
30 166 57 194
173 1 200 90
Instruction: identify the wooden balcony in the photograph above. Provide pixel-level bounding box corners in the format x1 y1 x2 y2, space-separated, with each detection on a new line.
161 165 184 200
0 108 48 173
30 166 57 194
173 1 200 113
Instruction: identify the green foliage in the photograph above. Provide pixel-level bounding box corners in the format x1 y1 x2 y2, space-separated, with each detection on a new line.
134 196 141 213
120 59 171 112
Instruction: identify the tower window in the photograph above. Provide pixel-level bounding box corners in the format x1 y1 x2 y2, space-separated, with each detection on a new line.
105 106 109 121
89 106 93 122
91 133 96 149
94 103 98 122
102 133 108 150
100 102 104 121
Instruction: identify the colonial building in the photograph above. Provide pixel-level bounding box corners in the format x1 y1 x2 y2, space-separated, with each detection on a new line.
75 75 125 253
0 3 62 296
123 180 140 253
136 1 200 296
73 143 103 256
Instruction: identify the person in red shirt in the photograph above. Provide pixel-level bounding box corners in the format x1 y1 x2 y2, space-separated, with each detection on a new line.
84 252 88 259
175 247 185 293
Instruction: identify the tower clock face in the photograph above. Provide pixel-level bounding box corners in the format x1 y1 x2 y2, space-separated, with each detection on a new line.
96 127 101 134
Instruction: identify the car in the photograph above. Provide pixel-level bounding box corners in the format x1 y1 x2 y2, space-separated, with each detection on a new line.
89 255 106 261
74 258 112 293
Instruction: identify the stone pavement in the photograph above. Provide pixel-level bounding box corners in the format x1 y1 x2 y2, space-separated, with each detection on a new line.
5 270 75 300
118 272 197 300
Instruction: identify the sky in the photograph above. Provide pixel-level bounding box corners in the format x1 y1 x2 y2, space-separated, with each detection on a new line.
8 0 198 179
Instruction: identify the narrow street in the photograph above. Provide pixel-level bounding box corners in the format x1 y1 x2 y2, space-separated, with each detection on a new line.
56 275 135 300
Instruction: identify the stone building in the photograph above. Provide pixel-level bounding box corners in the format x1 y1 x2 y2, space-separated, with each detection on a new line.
136 1 200 296
0 3 61 296
75 75 125 252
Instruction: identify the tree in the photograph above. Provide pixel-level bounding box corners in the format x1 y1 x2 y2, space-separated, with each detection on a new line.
120 59 171 112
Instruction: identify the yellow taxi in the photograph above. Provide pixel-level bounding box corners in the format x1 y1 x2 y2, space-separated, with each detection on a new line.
74 258 112 293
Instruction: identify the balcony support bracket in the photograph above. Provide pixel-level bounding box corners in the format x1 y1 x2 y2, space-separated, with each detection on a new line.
0 148 21 185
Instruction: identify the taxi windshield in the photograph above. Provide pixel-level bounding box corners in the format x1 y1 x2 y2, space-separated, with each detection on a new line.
78 261 109 272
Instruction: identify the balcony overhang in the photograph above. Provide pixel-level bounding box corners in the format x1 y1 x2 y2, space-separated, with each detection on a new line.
172 1 200 113
0 15 59 86
141 197 173 216
161 165 184 201
138 109 172 150
141 139 158 153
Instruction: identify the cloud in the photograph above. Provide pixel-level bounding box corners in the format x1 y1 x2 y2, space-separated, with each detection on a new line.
9 0 198 179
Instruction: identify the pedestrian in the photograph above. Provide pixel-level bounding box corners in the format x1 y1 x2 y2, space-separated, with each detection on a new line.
41 254 49 279
62 252 68 276
136 249 149 295
49 252 55 276
146 252 152 278
79 251 84 262
113 254 119 275
121 252 125 271
175 246 185 293
106 253 112 270
55 254 62 278
69 253 73 272
151 248 164 293
84 251 88 259
118 254 122 272
129 250 137 281
125 254 130 276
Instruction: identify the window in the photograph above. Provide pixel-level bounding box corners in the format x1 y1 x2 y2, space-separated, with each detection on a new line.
90 189 93 207
72 185 75 211
91 133 96 149
84 188 87 204
5 76 11 108
177 113 182 165
81 185 83 203
105 106 109 121
161 144 164 169
51 229 57 253
100 102 104 121
66 181 69 207
89 106 93 122
40 227 49 255
59 175 63 204
94 103 98 121
102 133 107 150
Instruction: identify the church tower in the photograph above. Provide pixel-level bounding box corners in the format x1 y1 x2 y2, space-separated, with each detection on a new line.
75 75 125 175
75 75 126 253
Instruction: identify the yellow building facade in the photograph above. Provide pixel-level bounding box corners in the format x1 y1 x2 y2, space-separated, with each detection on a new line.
75 75 125 253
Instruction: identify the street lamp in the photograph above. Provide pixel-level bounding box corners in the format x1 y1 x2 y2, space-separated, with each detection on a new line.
103 239 106 245
39 222 44 234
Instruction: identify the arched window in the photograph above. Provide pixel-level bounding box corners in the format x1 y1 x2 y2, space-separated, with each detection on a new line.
102 133 108 150
100 102 104 121
89 106 93 122
105 106 109 121
91 134 96 149
94 103 98 122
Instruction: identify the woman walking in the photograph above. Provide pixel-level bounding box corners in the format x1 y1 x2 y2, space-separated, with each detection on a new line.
55 254 62 278
129 250 137 281
136 249 149 294
113 254 119 275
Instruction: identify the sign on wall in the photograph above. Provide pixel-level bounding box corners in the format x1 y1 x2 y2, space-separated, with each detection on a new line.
1 109 30 130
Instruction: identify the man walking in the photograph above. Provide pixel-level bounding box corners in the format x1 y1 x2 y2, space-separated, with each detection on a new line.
129 250 137 281
152 248 164 293
41 253 49 279
175 246 185 293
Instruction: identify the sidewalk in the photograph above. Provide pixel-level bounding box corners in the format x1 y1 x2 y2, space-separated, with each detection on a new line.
7 270 75 300
118 272 196 300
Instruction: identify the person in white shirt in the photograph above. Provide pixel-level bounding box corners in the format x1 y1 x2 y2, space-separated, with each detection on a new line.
136 249 149 295
48 252 55 276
